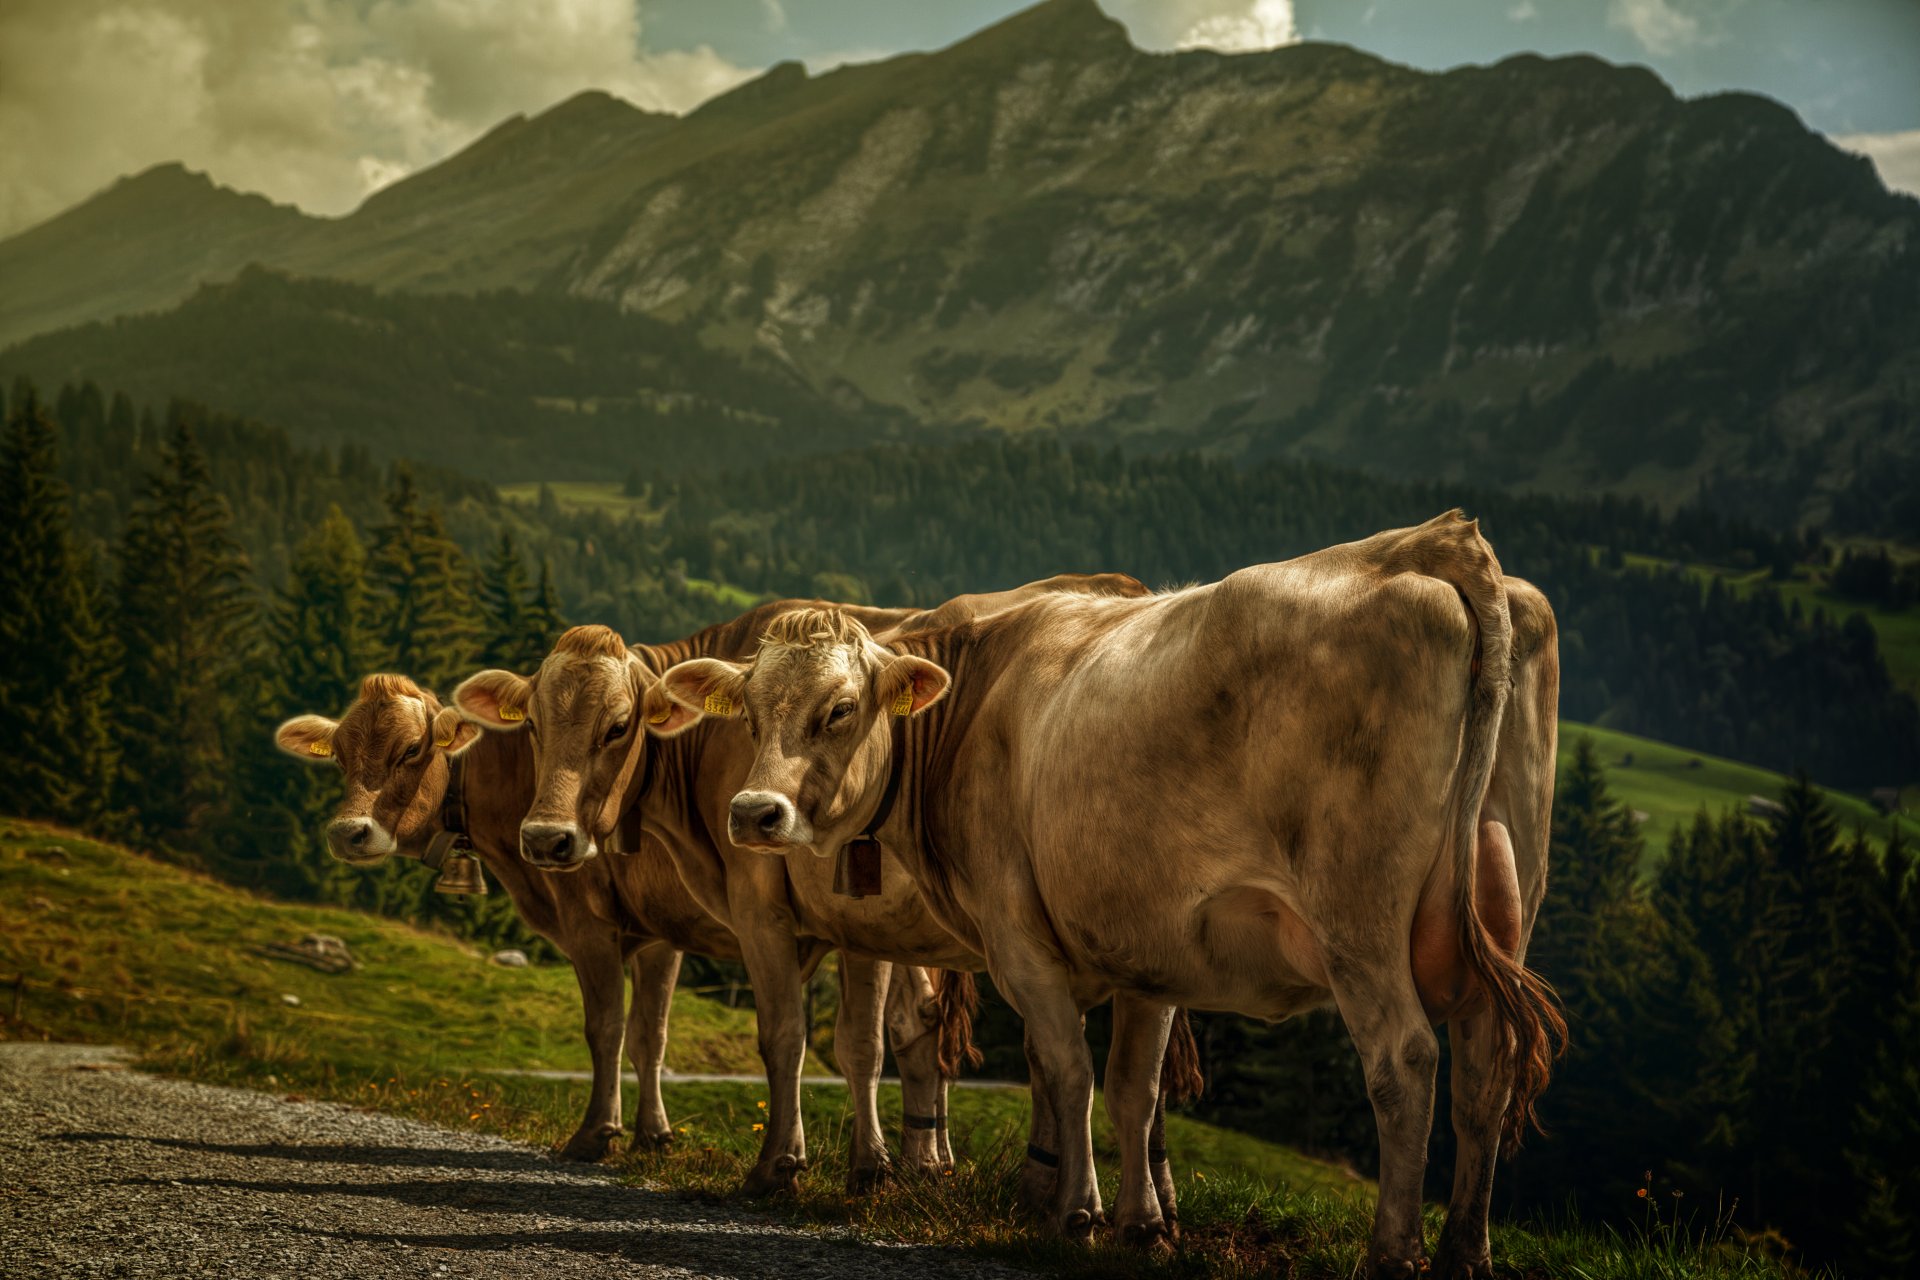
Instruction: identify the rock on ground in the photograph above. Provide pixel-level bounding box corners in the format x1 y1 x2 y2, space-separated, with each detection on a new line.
0 1042 1027 1279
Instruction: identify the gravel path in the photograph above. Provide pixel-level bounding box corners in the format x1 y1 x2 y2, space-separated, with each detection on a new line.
0 1043 1029 1280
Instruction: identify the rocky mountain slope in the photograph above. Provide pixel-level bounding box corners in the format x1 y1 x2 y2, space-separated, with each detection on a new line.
4 0 1916 528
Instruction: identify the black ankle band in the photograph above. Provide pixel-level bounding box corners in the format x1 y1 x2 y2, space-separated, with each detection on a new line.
1026 1143 1059 1168
1148 1147 1168 1165
904 1112 947 1131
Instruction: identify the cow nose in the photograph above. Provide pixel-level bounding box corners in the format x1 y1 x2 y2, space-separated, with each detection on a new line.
326 818 375 859
730 792 792 844
521 822 584 867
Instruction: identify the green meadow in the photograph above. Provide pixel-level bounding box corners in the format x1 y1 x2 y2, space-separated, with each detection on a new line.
0 819 1806 1277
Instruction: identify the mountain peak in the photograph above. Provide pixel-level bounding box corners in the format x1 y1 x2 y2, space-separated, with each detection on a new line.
691 60 810 119
536 89 657 127
958 0 1132 57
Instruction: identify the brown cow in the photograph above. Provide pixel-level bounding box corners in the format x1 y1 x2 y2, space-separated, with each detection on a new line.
450 578 1195 1205
657 514 1564 1278
273 674 955 1174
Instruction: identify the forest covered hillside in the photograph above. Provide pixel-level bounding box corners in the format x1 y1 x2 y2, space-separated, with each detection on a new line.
5 0 1918 532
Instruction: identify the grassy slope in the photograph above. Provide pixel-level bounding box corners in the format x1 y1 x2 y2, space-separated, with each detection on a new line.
1564 721 1920 866
0 819 1798 1276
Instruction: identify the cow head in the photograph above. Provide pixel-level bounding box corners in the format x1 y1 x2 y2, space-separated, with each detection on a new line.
656 609 948 855
453 625 697 871
273 674 480 864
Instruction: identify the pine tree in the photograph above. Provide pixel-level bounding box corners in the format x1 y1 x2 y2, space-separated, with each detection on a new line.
111 410 253 848
365 466 477 690
526 557 566 656
227 506 379 899
0 387 117 822
477 530 530 669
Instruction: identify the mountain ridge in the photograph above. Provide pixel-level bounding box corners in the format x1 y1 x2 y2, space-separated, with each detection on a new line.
4 0 1917 531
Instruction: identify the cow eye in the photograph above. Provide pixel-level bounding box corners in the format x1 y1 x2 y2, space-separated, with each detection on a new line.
604 720 629 746
826 702 856 728
401 741 423 764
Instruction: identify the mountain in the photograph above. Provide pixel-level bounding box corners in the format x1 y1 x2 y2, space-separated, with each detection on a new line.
4 0 1918 529
3 269 898 480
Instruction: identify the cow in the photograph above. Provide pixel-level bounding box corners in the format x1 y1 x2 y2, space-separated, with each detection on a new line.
273 673 960 1179
653 513 1564 1279
451 578 1202 1210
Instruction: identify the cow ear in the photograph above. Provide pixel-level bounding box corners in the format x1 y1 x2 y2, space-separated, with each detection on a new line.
659 657 748 721
453 669 534 730
639 676 703 738
275 714 339 762
878 654 950 717
431 706 483 756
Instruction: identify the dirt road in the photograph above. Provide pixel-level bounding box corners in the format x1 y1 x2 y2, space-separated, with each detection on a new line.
0 1042 1026 1279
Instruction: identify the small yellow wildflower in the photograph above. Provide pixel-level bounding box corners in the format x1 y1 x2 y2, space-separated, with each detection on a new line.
752 1123 765 1132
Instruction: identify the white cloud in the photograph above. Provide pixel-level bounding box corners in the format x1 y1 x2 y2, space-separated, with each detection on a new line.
1607 0 1701 57
1104 1 1298 54
1834 129 1920 198
1508 0 1539 21
0 0 757 237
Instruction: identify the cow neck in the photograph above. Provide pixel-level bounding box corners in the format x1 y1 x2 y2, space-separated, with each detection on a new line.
860 714 910 843
422 750 472 871
872 624 990 928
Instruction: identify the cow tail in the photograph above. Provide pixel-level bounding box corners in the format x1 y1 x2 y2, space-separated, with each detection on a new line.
931 970 982 1080
1160 1008 1205 1106
1435 514 1566 1153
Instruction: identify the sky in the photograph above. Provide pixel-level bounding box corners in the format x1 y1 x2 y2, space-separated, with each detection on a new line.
1 0 1916 239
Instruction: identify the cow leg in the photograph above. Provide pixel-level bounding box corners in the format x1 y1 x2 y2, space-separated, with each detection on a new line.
1017 1026 1060 1215
1106 994 1175 1254
1148 1090 1179 1235
558 931 629 1162
835 954 895 1191
1332 962 1440 1279
994 957 1101 1240
884 965 952 1175
624 941 682 1148
1434 1008 1507 1280
734 912 811 1197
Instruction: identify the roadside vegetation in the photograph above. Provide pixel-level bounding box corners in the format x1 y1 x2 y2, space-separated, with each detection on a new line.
0 818 1813 1278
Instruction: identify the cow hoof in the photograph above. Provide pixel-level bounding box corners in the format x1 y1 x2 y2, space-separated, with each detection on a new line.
635 1130 677 1151
556 1127 620 1162
741 1155 807 1198
1057 1208 1096 1242
1365 1252 1428 1280
1433 1249 1492 1280
845 1161 894 1194
1119 1220 1174 1259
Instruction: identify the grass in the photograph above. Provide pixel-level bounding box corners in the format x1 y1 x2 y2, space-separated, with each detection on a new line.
0 821 1810 1277
498 480 662 518
1564 721 1920 869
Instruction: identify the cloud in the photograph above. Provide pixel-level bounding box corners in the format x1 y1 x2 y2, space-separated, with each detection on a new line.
0 0 757 238
1104 0 1298 54
1834 129 1920 198
1508 0 1539 21
1606 0 1701 57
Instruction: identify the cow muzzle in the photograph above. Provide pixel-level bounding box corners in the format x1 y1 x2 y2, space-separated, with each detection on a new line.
728 791 813 851
326 816 395 864
520 821 596 870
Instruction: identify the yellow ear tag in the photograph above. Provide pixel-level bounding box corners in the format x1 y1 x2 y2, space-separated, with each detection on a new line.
703 693 734 716
647 706 672 725
891 688 915 717
434 730 455 749
498 705 525 723
307 740 332 757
